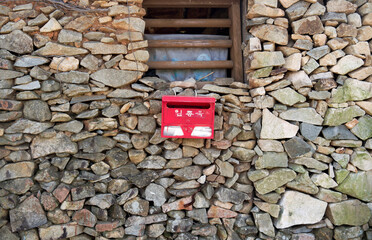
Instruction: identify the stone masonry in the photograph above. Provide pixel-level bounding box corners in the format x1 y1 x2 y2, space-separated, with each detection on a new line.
0 0 371 239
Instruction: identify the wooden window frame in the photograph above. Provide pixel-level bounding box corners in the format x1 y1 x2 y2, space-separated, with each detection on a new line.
143 0 243 82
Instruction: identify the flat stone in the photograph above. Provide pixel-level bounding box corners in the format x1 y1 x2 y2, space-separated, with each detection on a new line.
173 166 202 181
39 223 83 240
255 152 288 169
5 119 53 134
330 55 364 75
326 200 371 226
284 136 313 158
327 0 357 14
65 16 96 32
83 42 127 55
248 51 285 69
13 81 41 91
207 205 237 218
72 209 97 227
50 56 79 72
145 183 168 206
254 168 297 194
9 195 47 232
91 69 142 88
55 71 89 84
351 115 372 140
0 30 33 54
331 79 372 103
300 123 322 141
293 157 328 171
280 108 323 125
275 191 327 228
285 1 311 21
14 55 49 67
58 29 82 43
23 100 51 122
0 111 22 122
286 71 312 90
79 136 116 153
311 173 338 188
54 120 83 133
269 87 306 106
0 161 35 182
279 0 299 8
86 194 115 209
34 42 88 56
249 24 288 45
292 16 324 35
215 187 248 204
112 18 145 32
287 171 319 194
0 69 24 80
307 46 330 60
260 109 299 139
335 171 372 201
40 17 62 32
322 125 357 140
323 106 365 126
350 148 372 171
30 66 52 80
124 197 149 216
257 139 284 152
31 132 78 158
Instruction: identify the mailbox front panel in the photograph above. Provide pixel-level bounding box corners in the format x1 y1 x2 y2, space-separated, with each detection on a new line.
161 96 215 139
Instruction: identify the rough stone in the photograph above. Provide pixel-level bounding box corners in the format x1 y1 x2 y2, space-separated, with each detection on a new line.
254 168 297 194
31 132 78 158
280 108 323 125
0 30 33 54
326 200 371 226
260 109 299 139
9 195 47 232
275 191 327 228
323 106 365 126
91 69 142 88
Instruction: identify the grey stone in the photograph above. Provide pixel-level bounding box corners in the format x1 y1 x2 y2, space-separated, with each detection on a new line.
91 69 142 88
31 132 78 158
23 100 51 122
0 30 33 54
14 55 49 67
260 109 299 139
215 187 248 204
80 54 100 71
6 119 53 134
83 42 127 54
254 212 275 237
0 69 24 80
54 120 83 133
322 125 358 140
336 171 372 201
351 115 372 140
166 219 193 233
173 166 202 181
186 209 208 224
307 46 330 60
9 195 47 232
86 194 115 209
327 200 371 226
287 171 319 194
55 71 89 84
34 42 88 56
300 123 322 141
144 183 168 206
350 148 372 171
279 108 324 125
334 226 363 240
124 197 149 216
71 185 95 201
79 136 116 153
275 191 327 228
256 152 288 169
254 168 297 195
30 66 52 80
284 137 313 158
13 81 40 91
323 106 365 126
58 29 82 43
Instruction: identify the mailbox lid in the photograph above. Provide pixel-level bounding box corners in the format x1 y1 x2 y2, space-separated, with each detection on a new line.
162 95 216 104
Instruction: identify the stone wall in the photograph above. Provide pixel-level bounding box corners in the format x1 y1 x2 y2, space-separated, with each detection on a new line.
0 0 371 239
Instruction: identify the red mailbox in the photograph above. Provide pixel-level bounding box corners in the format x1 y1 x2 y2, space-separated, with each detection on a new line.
161 95 215 139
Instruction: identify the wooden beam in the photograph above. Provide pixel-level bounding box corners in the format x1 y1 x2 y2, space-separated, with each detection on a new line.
143 0 233 8
147 61 233 69
229 0 243 82
148 40 232 48
144 19 231 28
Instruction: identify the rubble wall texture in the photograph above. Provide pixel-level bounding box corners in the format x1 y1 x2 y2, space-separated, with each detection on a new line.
0 0 371 239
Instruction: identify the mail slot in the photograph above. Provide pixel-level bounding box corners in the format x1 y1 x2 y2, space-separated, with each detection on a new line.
161 95 215 139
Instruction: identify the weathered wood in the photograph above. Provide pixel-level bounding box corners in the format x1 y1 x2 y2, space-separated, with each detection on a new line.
148 61 233 69
143 0 233 8
147 40 232 48
229 0 243 82
145 19 231 28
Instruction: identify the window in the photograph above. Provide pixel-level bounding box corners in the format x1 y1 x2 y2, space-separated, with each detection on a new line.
143 0 243 82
